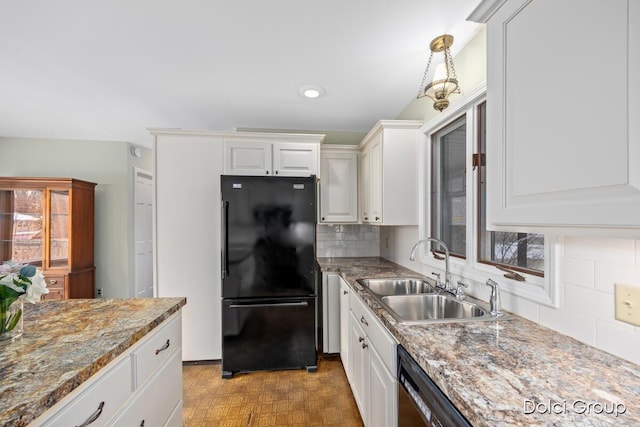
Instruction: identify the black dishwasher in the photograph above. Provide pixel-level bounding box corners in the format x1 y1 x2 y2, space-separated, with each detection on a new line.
397 345 471 427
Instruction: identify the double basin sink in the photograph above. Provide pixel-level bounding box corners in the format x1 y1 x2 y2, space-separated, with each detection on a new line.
356 277 502 325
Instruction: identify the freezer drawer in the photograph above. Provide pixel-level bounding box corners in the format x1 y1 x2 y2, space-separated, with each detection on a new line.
222 297 317 378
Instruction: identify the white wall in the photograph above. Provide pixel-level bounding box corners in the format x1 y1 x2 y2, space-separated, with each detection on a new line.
0 137 152 298
385 25 640 365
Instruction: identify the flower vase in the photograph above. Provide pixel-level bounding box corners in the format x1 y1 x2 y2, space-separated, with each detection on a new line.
0 295 24 341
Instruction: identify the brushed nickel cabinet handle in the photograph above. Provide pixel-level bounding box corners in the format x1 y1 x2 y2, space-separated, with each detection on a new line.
155 339 170 355
76 401 104 427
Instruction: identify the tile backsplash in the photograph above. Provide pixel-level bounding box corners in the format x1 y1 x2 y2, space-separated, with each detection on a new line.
316 224 379 258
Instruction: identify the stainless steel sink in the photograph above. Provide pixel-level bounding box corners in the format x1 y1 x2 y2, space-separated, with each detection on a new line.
356 277 437 296
356 276 509 324
381 294 487 322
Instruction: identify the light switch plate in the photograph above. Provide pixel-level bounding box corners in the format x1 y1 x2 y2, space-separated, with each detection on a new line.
615 283 640 327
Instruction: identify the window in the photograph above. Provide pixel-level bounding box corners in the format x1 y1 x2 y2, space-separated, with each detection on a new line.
476 102 544 276
428 97 545 280
431 116 467 258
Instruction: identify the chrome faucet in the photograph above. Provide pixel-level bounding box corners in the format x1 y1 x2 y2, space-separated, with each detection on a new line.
485 279 504 317
409 238 452 292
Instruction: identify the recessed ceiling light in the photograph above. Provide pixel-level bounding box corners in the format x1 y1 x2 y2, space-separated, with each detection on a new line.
299 85 325 99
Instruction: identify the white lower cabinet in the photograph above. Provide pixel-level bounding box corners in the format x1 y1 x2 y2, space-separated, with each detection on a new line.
346 289 397 427
322 273 341 354
109 350 182 426
33 312 183 427
339 277 351 375
39 357 133 427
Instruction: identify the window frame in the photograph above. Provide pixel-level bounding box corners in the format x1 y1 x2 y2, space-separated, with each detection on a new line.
417 83 559 307
475 100 544 278
430 115 468 260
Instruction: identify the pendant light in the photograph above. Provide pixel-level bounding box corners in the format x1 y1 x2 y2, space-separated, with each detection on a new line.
417 34 460 111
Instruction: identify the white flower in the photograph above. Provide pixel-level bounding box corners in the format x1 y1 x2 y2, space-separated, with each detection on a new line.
0 261 48 303
24 271 48 303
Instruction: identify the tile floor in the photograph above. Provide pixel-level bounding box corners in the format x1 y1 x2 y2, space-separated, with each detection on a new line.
182 356 363 427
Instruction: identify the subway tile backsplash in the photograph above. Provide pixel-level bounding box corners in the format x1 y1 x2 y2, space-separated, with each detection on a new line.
316 224 380 258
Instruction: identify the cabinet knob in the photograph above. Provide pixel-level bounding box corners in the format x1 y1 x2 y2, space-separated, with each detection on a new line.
362 343 368 350
275 170 279 175
49 279 57 285
266 170 269 175
364 216 369 221
375 216 380 221
321 217 325 221
343 290 348 295
358 336 365 343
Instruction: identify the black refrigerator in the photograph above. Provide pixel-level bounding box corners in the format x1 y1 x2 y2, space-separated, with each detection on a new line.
220 175 317 378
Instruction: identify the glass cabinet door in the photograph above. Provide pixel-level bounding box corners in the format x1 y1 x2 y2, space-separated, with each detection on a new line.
0 189 44 266
48 190 69 268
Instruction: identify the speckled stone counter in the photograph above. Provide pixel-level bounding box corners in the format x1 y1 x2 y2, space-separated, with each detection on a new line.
0 297 186 427
319 257 640 426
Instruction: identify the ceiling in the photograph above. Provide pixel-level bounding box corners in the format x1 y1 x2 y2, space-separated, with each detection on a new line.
0 1 481 147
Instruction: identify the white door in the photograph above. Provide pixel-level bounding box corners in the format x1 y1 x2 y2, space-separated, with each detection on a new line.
135 169 154 297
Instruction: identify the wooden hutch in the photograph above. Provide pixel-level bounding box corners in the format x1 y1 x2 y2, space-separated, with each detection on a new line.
0 177 96 299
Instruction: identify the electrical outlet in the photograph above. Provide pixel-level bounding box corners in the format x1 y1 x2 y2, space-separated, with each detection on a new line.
96 288 102 297
615 283 640 327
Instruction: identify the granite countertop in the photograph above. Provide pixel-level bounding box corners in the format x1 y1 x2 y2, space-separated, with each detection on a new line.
0 297 186 427
318 257 640 426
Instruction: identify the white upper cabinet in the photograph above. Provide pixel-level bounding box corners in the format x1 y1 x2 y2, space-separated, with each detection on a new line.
320 146 359 223
224 141 272 175
472 0 640 236
359 120 423 225
273 142 319 177
224 134 324 177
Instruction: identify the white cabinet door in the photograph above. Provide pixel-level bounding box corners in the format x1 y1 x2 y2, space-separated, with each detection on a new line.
360 145 371 222
346 290 398 427
348 311 368 424
224 141 272 176
272 142 318 177
369 135 383 224
322 273 341 354
368 345 397 427
483 0 640 236
339 277 351 376
320 151 358 223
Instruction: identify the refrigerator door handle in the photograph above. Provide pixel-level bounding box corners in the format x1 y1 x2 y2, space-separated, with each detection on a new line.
228 301 309 309
221 200 229 279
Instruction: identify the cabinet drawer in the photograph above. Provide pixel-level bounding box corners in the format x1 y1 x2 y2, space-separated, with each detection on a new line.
42 275 65 300
109 350 183 427
42 356 132 427
133 313 182 388
350 291 397 373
